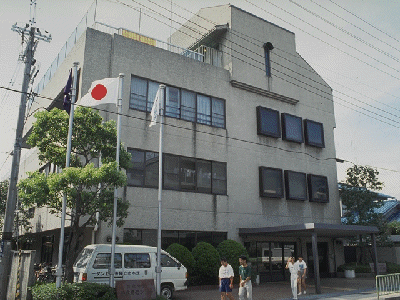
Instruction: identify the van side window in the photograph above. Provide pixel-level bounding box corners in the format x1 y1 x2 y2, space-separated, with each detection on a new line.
124 253 151 268
92 253 122 269
161 254 178 267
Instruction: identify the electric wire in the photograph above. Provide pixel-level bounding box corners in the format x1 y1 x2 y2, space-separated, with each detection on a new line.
289 0 400 62
327 0 400 44
123 0 400 125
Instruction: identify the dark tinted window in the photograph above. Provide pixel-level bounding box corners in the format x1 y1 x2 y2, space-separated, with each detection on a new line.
212 162 227 195
304 120 325 148
180 158 196 191
285 171 307 201
282 113 303 143
124 253 151 268
165 86 180 118
308 174 329 203
164 155 180 190
197 160 212 193
257 106 280 138
259 167 283 198
93 253 122 269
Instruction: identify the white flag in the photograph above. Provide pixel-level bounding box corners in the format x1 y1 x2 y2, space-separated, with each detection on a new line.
150 87 162 127
80 78 118 107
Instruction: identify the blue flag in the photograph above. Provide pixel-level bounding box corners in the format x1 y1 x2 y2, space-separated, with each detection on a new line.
63 69 72 114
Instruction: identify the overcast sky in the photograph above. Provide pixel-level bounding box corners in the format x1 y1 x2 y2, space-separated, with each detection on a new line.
1 0 400 198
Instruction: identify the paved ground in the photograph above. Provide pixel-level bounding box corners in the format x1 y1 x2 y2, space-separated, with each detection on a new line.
173 277 396 300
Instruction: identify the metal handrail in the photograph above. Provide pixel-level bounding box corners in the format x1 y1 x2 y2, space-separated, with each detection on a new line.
376 273 400 300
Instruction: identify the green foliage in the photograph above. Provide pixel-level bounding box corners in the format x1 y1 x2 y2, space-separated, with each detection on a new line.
27 107 131 169
388 221 400 235
166 243 195 273
217 239 248 279
192 242 220 285
31 282 117 300
0 180 8 214
337 263 371 273
20 107 132 281
341 165 389 248
18 162 128 227
386 262 400 273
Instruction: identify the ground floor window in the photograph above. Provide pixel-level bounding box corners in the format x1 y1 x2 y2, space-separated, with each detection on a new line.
123 228 227 251
41 235 55 264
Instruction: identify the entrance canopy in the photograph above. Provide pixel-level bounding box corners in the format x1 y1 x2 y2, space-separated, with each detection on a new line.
239 222 379 294
239 222 379 238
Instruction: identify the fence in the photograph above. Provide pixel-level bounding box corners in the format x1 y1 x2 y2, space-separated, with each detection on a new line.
376 273 400 300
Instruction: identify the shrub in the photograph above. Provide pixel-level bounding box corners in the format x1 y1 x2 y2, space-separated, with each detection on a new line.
337 263 371 273
166 243 195 274
355 264 371 273
386 262 400 273
192 242 220 285
31 282 117 300
217 239 248 280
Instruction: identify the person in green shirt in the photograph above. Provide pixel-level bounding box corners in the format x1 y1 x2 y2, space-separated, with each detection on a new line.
238 255 252 300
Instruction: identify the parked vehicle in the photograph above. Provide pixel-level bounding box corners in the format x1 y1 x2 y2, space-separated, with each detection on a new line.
73 244 188 299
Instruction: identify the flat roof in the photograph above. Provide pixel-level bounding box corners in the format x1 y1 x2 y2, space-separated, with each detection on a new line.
239 223 379 238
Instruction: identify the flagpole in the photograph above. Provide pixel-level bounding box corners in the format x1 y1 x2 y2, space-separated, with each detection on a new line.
56 62 79 288
109 73 124 288
156 84 166 296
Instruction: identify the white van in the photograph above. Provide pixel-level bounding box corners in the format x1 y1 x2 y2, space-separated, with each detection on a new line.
73 244 188 299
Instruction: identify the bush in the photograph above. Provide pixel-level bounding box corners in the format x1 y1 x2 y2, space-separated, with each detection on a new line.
192 242 220 285
337 263 371 273
386 262 400 273
166 243 195 274
217 239 248 280
31 282 117 300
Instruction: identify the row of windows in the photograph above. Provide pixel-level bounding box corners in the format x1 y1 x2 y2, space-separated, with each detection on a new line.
130 76 226 128
257 106 325 148
92 252 177 269
127 149 227 195
259 167 329 203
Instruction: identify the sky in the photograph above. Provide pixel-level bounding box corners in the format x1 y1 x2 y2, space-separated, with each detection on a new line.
0 0 400 198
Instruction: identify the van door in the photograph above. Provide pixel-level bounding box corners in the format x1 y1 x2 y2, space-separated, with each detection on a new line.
123 253 153 281
89 252 123 284
161 253 186 290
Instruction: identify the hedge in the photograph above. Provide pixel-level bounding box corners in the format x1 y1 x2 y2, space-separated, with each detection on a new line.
31 283 117 300
166 243 195 274
217 239 248 280
192 242 220 285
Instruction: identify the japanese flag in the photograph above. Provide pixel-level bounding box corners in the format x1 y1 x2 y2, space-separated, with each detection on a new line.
80 78 118 107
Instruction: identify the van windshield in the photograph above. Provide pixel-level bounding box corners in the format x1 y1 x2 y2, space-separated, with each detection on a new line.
74 248 94 268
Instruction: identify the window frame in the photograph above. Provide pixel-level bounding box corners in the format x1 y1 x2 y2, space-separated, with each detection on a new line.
256 106 281 138
259 166 284 198
284 170 307 201
304 119 325 148
307 174 329 203
281 113 304 143
129 75 226 129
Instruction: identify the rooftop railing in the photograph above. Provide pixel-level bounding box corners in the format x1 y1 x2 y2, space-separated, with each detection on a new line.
31 1 204 98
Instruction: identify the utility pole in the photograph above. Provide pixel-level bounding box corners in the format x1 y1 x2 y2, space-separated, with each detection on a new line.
0 2 51 298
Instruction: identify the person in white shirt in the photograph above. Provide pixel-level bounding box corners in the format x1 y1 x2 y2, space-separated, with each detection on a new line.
219 257 235 300
295 255 307 295
285 256 299 300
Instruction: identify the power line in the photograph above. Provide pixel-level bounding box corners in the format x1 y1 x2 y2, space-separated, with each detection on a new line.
327 0 400 44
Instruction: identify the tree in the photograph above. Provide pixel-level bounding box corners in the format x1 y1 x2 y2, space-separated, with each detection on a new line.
341 165 384 226
18 107 131 282
217 240 248 280
0 180 9 237
340 165 388 262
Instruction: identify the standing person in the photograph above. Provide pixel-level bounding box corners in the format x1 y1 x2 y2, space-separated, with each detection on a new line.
238 255 252 300
285 257 299 300
219 257 235 300
296 255 307 295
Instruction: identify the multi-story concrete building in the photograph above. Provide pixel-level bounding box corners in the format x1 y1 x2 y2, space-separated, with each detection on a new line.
19 3 379 286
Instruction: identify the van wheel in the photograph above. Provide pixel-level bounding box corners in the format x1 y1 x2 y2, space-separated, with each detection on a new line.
161 284 173 299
